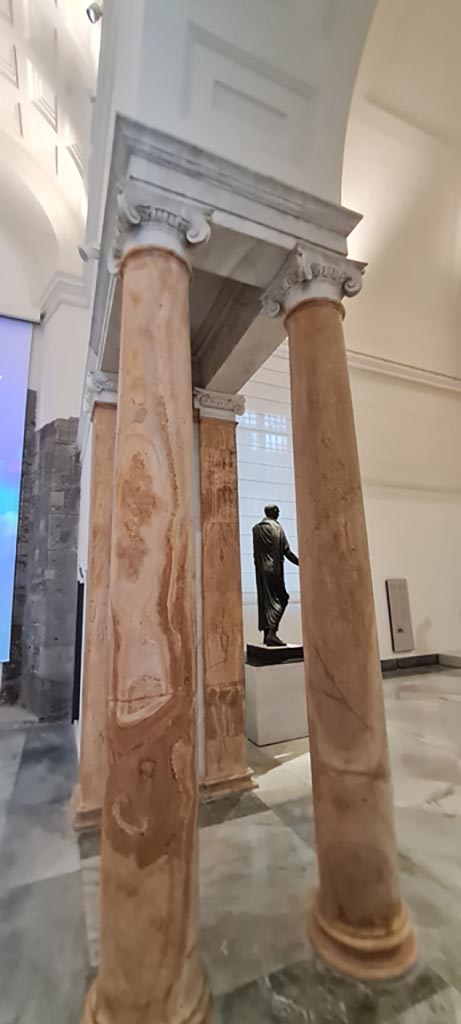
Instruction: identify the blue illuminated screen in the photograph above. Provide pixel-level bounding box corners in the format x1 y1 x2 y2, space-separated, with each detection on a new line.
0 317 32 662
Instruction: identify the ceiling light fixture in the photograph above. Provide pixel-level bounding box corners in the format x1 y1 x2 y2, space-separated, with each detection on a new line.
86 3 103 24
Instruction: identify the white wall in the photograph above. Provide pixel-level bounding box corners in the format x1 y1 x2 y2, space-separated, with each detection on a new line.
34 301 90 431
0 230 35 321
238 343 461 659
343 107 461 380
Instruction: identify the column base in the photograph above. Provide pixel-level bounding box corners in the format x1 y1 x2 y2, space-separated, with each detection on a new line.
81 976 214 1024
70 785 102 833
307 891 418 981
199 768 257 803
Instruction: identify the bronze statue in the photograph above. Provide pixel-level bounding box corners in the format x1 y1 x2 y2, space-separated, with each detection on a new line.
253 505 299 647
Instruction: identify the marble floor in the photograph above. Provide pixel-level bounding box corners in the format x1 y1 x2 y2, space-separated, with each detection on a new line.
1 670 461 1022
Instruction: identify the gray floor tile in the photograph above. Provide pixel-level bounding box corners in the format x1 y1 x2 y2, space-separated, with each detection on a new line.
11 724 77 809
0 730 26 804
198 790 269 829
0 801 79 891
216 956 451 1024
0 730 26 850
0 871 89 1024
270 796 316 847
199 809 316 996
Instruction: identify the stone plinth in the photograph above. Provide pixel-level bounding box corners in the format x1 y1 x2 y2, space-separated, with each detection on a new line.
247 643 304 666
245 661 308 746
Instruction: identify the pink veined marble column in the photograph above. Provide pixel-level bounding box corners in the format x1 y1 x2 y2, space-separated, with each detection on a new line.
82 193 212 1024
194 390 254 801
72 387 117 832
263 245 417 981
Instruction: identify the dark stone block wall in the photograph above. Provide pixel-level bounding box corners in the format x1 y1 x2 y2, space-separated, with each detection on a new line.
2 390 37 698
21 417 81 721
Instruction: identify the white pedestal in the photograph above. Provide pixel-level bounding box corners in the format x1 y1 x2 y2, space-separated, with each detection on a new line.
245 661 308 746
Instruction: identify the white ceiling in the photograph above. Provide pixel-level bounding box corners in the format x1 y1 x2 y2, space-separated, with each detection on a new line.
355 0 461 149
0 0 99 297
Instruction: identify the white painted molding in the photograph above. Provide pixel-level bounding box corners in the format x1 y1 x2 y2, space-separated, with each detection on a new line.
83 370 118 416
193 387 246 421
109 183 212 273
277 338 461 394
40 273 89 322
262 243 366 316
0 306 40 324
347 350 461 394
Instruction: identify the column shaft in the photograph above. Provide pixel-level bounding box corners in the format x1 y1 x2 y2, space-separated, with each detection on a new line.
83 249 211 1024
286 297 416 979
198 415 253 800
72 401 116 830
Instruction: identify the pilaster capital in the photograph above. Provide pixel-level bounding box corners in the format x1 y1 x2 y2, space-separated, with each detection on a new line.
193 388 246 422
83 371 118 417
109 182 212 274
262 243 366 317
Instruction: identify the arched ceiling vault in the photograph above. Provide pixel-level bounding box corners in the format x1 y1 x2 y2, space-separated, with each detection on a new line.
0 0 100 297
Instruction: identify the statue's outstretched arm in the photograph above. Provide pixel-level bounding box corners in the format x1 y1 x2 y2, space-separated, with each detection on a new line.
283 530 299 566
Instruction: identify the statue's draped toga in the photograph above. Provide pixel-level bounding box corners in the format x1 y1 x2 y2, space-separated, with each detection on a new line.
252 506 299 646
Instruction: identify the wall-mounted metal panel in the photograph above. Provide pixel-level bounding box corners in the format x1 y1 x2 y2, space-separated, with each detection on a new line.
386 578 415 654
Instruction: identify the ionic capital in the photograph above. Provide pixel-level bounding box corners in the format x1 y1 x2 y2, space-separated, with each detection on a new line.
262 243 366 317
109 182 212 274
193 388 246 422
83 371 118 417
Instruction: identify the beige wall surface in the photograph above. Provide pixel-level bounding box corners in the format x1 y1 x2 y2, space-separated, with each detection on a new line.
239 343 461 659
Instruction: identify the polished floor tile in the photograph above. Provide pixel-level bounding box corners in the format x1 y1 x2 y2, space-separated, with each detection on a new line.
0 871 89 1024
216 956 451 1024
198 790 269 828
199 809 316 995
11 724 77 809
253 759 312 808
270 795 316 847
3 671 461 1023
0 729 26 849
0 800 80 892
0 729 26 803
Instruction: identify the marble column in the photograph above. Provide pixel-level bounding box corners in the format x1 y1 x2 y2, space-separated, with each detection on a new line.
72 374 117 832
263 245 417 981
194 389 254 801
82 191 212 1024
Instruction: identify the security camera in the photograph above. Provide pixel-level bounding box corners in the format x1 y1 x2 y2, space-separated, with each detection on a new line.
78 243 100 263
86 3 103 24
